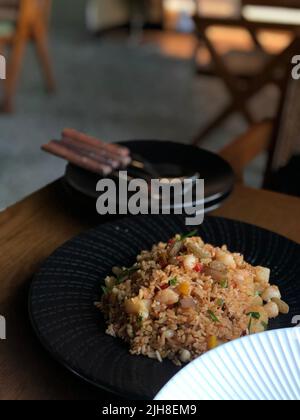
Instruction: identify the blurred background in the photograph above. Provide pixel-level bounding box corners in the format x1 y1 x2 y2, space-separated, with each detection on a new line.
1 0 300 208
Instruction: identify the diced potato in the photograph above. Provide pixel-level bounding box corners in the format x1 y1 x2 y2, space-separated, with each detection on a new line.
262 285 281 302
264 302 279 318
169 241 183 258
179 349 191 363
215 249 237 269
252 295 263 306
271 298 290 315
105 276 117 289
155 289 179 305
186 241 210 260
183 254 197 271
204 260 229 283
255 266 271 285
124 297 149 317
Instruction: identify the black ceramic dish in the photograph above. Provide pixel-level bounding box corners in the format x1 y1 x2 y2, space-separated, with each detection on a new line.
29 215 300 400
64 140 235 212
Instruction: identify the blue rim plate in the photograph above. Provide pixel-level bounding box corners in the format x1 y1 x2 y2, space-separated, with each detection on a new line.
155 328 300 400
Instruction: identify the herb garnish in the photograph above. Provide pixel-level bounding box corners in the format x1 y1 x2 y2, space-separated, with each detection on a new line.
180 230 198 241
261 321 268 331
220 279 229 289
101 285 108 295
217 299 225 308
169 277 178 287
137 314 144 327
247 312 261 332
116 266 139 283
208 310 220 323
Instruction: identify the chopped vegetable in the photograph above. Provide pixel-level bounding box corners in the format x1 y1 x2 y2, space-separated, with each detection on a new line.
169 277 178 287
116 266 139 283
217 299 225 308
180 297 196 309
137 314 144 326
101 285 108 295
255 266 270 285
179 349 191 363
215 249 236 269
186 241 211 260
262 285 281 302
208 310 220 323
183 254 197 271
247 312 261 332
194 262 203 273
220 279 229 289
261 321 268 331
205 263 228 283
177 281 191 296
271 297 290 314
247 312 261 319
125 297 150 316
155 288 179 305
180 230 198 241
264 301 279 318
207 335 218 350
169 240 183 258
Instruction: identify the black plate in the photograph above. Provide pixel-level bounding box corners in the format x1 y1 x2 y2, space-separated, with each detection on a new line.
29 216 300 400
64 140 235 208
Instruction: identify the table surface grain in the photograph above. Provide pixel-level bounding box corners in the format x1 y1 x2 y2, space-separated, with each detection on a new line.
0 180 300 400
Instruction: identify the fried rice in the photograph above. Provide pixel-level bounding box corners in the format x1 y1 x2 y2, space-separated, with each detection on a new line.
97 232 289 366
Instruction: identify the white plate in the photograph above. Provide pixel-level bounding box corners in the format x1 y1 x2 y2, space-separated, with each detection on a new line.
155 328 300 401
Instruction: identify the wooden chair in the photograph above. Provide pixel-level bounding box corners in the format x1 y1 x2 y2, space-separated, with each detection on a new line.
219 119 273 184
193 0 300 145
0 0 55 112
219 73 294 189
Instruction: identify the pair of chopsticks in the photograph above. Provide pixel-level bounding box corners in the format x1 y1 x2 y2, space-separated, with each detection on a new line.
42 129 159 180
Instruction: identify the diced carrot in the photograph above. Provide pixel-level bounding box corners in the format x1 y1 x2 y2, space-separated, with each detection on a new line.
194 263 203 273
207 336 218 350
177 281 191 296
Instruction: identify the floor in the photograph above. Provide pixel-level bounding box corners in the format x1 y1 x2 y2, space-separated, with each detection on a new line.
0 1 277 209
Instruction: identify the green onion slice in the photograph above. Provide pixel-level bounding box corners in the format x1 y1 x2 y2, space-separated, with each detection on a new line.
208 310 220 323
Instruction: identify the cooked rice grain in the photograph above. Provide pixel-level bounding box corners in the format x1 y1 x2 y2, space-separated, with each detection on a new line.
98 234 288 365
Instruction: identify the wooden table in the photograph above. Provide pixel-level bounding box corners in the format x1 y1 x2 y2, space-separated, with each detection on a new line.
0 180 300 400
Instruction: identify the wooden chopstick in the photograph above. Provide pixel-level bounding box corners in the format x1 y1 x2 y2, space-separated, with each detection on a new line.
42 129 159 180
42 140 113 175
62 128 130 158
61 137 120 169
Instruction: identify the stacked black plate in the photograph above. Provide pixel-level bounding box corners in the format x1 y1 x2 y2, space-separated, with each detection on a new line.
63 140 235 214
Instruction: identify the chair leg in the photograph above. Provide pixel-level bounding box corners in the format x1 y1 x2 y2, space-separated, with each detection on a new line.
32 20 55 93
1 35 28 113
